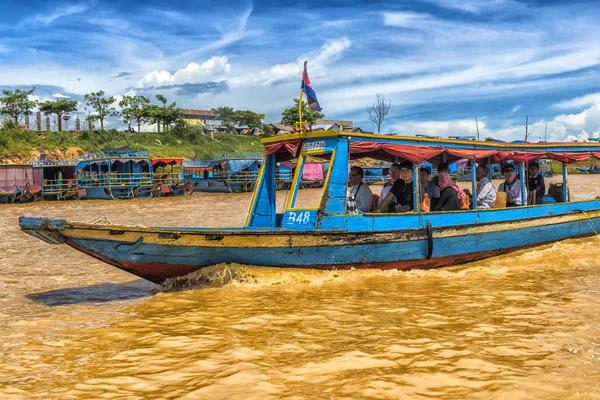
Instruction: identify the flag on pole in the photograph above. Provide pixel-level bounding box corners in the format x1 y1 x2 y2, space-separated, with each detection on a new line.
301 62 321 111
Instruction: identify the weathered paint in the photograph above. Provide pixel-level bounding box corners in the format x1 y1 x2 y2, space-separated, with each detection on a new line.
41 211 600 283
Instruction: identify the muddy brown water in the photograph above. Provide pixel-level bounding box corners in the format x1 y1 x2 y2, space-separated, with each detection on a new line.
1 176 599 399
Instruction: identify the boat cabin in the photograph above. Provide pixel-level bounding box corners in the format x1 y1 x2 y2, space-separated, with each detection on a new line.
32 160 79 200
76 148 154 199
0 164 36 203
245 131 600 232
184 153 263 193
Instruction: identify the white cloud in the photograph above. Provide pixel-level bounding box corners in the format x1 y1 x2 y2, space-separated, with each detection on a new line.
52 93 70 98
389 104 600 143
552 92 600 110
510 105 521 115
554 104 600 136
420 0 522 14
30 3 90 25
135 56 231 88
229 38 351 87
391 119 485 137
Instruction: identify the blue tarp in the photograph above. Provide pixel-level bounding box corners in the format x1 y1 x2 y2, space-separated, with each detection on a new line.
228 160 262 175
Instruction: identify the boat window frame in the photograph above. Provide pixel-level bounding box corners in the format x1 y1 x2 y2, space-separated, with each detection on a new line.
284 147 335 212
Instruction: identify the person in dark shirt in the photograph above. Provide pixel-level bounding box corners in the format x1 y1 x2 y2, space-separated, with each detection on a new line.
430 162 450 187
434 172 467 211
527 162 545 203
377 161 414 212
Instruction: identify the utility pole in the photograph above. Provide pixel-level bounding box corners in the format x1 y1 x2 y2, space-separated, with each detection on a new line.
475 117 480 141
544 123 548 142
525 115 529 141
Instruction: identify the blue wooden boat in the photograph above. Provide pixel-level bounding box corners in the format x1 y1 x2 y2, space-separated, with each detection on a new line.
19 131 600 284
184 153 262 193
363 164 391 184
32 160 80 200
76 147 155 200
577 164 600 174
0 164 38 203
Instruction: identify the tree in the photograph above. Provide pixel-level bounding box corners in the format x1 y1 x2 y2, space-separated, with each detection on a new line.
485 137 495 142
39 99 78 131
119 95 151 132
83 90 119 130
261 123 275 137
161 105 184 131
152 94 182 132
281 98 324 130
367 94 391 134
212 106 236 132
234 110 262 128
0 87 37 125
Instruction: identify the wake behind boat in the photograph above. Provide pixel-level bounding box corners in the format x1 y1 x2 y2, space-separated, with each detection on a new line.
19 131 600 284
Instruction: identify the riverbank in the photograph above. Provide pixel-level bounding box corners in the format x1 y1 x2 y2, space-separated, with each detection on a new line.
0 128 262 163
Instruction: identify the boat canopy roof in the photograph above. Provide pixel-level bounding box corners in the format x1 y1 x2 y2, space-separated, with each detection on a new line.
152 158 183 167
262 131 600 164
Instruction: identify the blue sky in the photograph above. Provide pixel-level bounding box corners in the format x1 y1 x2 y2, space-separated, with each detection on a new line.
2 0 600 141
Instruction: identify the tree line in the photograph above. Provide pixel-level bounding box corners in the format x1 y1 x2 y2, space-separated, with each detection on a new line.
1 86 339 136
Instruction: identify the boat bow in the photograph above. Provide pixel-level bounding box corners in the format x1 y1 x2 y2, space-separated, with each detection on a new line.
19 216 68 245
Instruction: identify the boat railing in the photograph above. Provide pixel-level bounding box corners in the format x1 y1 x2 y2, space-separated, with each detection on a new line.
210 171 260 183
77 172 154 187
32 160 79 167
41 178 77 193
153 173 184 185
210 152 263 161
183 160 213 168
277 170 293 182
81 150 150 160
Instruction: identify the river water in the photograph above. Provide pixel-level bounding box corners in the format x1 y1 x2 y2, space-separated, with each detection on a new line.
1 176 600 399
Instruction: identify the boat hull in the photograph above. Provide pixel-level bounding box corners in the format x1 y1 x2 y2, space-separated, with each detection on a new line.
19 205 600 284
191 181 254 193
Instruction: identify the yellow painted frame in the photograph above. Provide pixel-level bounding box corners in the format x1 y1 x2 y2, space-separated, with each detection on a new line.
285 147 336 212
244 156 267 226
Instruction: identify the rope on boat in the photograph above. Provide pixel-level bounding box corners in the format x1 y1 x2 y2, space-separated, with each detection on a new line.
577 210 599 236
87 216 113 225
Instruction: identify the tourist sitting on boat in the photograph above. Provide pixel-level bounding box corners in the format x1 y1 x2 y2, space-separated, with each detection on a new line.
377 161 414 213
378 163 400 207
528 162 545 203
498 164 522 206
419 167 440 208
430 162 450 187
347 166 373 213
476 165 496 208
434 172 467 211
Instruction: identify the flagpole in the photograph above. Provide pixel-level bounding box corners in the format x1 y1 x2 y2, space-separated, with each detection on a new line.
298 61 306 133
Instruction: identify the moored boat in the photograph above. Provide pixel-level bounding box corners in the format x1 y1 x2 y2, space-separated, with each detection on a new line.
184 153 262 193
32 160 80 200
76 147 155 200
19 131 600 284
1 164 38 203
151 158 191 196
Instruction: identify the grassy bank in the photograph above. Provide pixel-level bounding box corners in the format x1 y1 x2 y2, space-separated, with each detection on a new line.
0 128 262 163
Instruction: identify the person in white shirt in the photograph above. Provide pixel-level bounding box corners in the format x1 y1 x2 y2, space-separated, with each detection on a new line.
498 164 522 206
347 166 373 213
475 165 496 208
